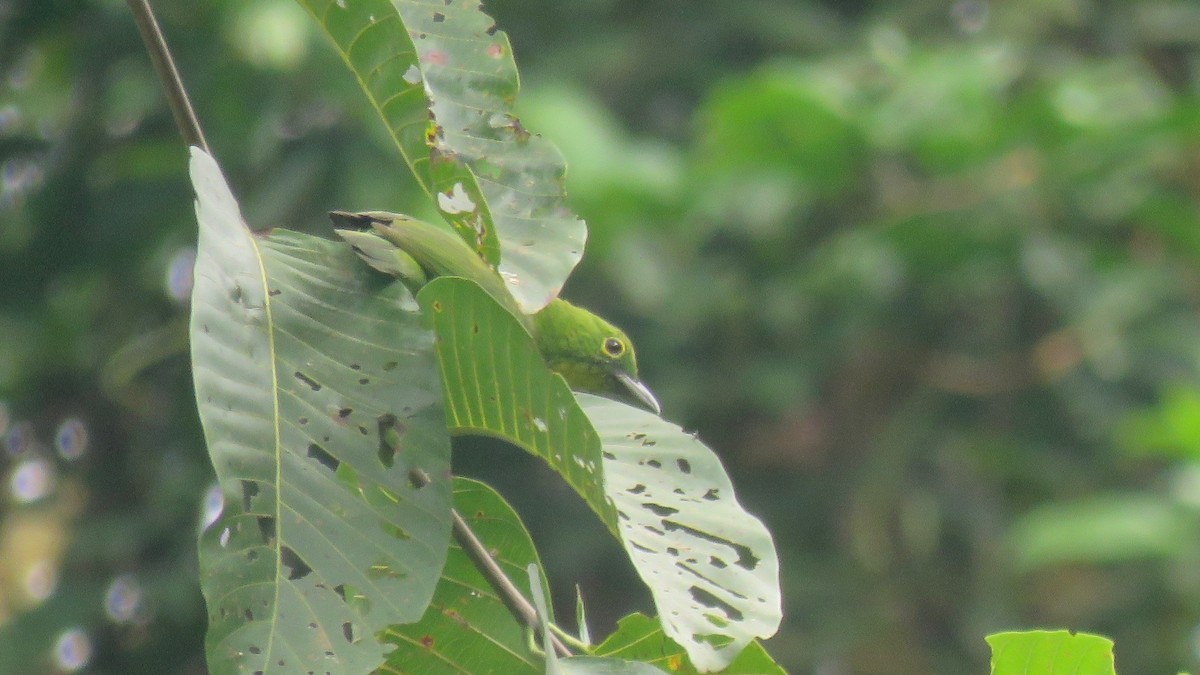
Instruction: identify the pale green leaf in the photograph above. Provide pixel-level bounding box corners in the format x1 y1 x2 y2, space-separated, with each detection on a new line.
189 148 453 673
296 0 586 313
987 630 1116 675
578 395 783 672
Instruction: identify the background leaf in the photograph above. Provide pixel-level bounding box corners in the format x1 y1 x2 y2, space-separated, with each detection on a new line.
189 149 453 672
987 630 1116 675
297 0 586 313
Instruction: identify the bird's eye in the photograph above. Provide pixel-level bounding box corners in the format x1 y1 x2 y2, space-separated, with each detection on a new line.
603 337 625 358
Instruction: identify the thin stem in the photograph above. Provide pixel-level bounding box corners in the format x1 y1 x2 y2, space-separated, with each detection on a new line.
411 470 571 658
125 0 209 152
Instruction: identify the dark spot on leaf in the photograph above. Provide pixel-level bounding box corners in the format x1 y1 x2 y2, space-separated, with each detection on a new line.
471 323 479 334
602 451 616 460
268 289 281 297
294 372 321 391
432 11 444 21
702 489 720 501
307 443 339 472
644 459 662 469
350 363 361 370
627 484 646 494
241 480 259 511
246 550 258 562
383 361 398 371
230 284 242 302
676 458 691 473
202 324 209 333
442 608 469 627
643 503 679 517
244 608 254 621
377 414 404 467
257 517 275 544
249 646 261 654
420 635 434 649
667 547 679 556
641 439 657 446
337 407 353 419
358 377 369 385
673 488 685 495
342 622 354 643
298 416 309 425
358 425 369 435
332 584 347 601
281 546 312 580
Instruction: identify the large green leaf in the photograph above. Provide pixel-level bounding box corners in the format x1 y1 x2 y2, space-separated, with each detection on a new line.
593 614 784 675
378 478 543 673
418 276 618 528
297 0 586 313
578 395 782 672
987 630 1116 675
189 148 453 673
417 277 781 670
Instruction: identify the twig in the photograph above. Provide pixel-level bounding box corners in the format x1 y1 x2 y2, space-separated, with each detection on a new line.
411 470 572 658
125 0 209 152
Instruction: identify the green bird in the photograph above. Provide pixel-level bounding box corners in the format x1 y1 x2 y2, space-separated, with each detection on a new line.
329 210 661 416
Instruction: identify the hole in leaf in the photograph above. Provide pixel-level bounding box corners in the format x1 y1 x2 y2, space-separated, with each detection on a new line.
689 587 744 622
268 289 281 297
432 11 444 21
350 363 361 370
358 378 369 385
342 622 354 643
249 646 261 655
332 584 347 601
383 361 398 371
307 444 339 472
709 556 727 569
241 480 259 512
294 372 322 391
702 489 720 501
643 459 662 469
244 608 254 621
602 451 616 460
627 484 646 495
257 517 275 544
663 521 759 570
643 503 679 517
676 458 691 473
281 547 312 580
337 407 353 419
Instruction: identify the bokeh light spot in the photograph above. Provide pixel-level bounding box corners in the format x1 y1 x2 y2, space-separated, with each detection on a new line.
165 246 196 303
104 574 143 623
54 417 88 461
202 483 224 530
10 458 55 503
53 628 92 672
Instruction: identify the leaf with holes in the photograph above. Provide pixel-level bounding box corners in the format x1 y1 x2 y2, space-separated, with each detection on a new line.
593 614 783 675
418 276 618 529
987 631 1116 675
296 0 586 313
189 148 453 673
415 276 780 670
578 394 782 671
378 478 545 673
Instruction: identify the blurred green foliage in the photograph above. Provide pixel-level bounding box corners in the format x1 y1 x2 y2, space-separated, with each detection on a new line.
5 0 1200 672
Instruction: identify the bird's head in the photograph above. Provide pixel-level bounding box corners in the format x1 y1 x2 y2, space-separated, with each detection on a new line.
533 299 660 415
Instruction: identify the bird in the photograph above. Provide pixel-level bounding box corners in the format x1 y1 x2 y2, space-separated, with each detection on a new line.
329 210 661 416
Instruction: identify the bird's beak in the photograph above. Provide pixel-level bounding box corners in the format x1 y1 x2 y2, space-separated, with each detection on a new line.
615 370 661 416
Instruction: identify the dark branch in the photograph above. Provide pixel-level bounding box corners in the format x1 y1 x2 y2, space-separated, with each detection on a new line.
410 470 571 657
126 0 209 152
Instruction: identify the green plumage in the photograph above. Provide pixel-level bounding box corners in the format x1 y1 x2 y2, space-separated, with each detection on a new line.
330 211 660 414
